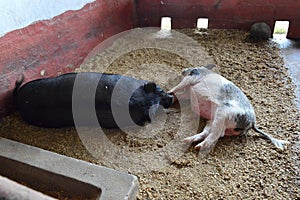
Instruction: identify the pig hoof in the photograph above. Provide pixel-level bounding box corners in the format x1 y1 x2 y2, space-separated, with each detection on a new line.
194 143 202 149
183 136 196 143
195 143 211 152
183 136 201 144
194 140 217 153
184 132 208 144
194 141 209 151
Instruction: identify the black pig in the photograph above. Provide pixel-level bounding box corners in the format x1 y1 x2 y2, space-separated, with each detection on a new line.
14 72 173 128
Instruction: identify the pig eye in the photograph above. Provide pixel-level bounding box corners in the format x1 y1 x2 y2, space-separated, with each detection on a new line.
189 69 199 76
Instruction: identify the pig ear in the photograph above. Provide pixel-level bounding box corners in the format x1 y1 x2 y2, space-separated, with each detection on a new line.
144 82 157 93
204 64 216 70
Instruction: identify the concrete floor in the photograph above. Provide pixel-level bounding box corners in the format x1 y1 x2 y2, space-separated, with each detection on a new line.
273 34 300 110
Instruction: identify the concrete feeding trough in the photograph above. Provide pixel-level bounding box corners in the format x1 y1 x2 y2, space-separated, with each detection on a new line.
0 175 57 200
0 138 139 200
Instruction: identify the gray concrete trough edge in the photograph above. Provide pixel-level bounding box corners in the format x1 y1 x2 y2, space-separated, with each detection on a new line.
0 175 58 200
0 138 139 200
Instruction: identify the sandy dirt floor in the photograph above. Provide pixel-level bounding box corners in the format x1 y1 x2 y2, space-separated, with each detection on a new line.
0 28 299 199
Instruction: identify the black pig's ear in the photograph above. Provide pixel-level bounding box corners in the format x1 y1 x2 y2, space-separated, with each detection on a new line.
144 82 156 93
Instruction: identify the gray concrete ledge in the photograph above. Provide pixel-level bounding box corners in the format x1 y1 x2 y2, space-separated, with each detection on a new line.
0 138 139 200
0 175 57 200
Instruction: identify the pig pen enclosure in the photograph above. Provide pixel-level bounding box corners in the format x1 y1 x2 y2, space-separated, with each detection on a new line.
1 28 300 199
1 0 300 199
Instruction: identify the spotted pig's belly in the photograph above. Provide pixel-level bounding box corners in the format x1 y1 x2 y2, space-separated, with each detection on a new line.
191 99 214 120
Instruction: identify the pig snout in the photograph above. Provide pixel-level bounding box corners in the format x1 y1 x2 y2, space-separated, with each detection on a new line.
160 93 174 108
128 82 174 126
144 82 174 109
167 92 177 103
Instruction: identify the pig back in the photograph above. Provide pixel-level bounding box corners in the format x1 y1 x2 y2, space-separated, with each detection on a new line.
15 73 77 127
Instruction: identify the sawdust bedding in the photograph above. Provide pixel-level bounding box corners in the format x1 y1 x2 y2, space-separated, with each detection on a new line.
0 28 299 199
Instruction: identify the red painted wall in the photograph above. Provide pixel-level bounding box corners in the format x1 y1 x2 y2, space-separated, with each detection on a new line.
0 0 136 116
136 0 300 38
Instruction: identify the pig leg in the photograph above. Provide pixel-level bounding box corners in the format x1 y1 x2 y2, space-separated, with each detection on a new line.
184 121 211 143
194 108 227 151
168 76 199 94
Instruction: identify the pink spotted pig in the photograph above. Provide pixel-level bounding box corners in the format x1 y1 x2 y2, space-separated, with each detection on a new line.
168 64 289 151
